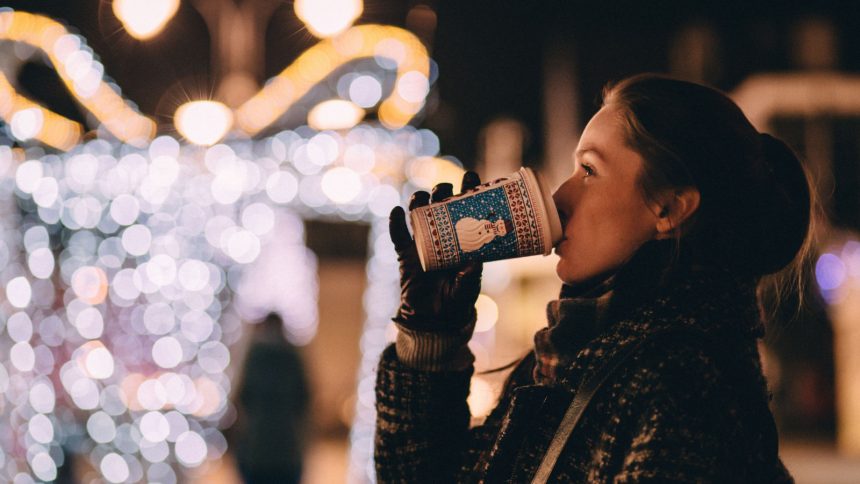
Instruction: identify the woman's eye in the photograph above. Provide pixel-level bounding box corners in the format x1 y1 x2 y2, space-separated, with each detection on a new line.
581 163 595 177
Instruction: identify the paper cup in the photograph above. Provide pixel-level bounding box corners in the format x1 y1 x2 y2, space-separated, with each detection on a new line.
410 167 562 271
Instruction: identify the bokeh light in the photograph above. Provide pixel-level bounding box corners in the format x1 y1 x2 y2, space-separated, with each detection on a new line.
174 101 234 146
236 25 431 134
0 8 447 483
308 100 365 131
0 11 156 147
474 294 500 333
349 75 383 108
112 0 180 40
817 252 847 303
294 0 363 38
10 108 43 141
0 121 454 481
7 276 32 308
321 166 362 203
467 376 496 418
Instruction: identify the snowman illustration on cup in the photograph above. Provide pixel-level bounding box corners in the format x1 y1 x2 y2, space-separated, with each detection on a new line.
455 212 514 253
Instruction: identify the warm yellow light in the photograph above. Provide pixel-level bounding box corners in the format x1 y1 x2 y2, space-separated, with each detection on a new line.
308 100 364 131
294 0 363 38
474 294 499 332
192 377 222 417
0 11 155 149
236 25 430 135
112 0 180 40
174 101 233 146
0 72 82 150
406 156 466 190
467 377 496 418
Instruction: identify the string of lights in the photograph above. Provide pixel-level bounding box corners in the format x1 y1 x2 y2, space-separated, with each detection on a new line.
0 10 156 148
0 123 463 482
0 3 467 482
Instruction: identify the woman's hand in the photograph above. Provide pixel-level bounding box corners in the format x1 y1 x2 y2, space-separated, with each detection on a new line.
389 171 483 332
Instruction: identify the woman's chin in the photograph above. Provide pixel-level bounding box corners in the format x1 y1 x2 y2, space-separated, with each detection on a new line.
555 261 574 284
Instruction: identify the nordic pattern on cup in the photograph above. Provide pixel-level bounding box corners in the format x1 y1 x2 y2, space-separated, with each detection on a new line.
503 175 546 257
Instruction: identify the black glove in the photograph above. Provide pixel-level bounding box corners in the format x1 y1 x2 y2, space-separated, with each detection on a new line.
389 171 483 332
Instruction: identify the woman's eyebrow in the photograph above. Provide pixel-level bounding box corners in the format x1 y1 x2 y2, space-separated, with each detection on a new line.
575 147 606 162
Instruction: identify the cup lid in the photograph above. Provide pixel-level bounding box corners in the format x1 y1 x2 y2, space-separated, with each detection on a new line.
521 167 563 253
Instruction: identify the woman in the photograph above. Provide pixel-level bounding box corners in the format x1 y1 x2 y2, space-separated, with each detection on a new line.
376 74 812 482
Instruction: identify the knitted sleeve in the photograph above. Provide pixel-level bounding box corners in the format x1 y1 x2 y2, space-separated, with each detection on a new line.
394 320 476 371
375 344 536 483
375 344 475 483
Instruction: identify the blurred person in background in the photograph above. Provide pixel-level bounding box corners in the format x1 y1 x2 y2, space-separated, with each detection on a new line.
376 74 815 482
231 312 310 484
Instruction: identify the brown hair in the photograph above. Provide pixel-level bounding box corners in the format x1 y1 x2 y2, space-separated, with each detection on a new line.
601 74 820 324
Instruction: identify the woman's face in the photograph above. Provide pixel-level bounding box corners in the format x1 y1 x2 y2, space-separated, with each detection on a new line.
552 105 661 285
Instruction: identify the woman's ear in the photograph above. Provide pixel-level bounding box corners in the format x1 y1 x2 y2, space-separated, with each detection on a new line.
654 187 700 239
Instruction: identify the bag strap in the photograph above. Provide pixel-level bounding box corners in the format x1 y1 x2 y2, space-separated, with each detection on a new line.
531 328 784 483
530 336 647 484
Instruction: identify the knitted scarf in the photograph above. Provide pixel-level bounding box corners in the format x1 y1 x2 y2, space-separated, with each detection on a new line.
532 277 616 383
532 239 762 385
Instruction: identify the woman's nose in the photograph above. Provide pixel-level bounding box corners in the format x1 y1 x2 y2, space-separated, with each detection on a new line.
552 177 577 221
552 177 574 208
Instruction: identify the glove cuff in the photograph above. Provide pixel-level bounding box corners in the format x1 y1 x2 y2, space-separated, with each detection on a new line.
394 318 476 371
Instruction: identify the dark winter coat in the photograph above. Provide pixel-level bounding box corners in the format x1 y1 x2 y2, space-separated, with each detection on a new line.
375 241 794 483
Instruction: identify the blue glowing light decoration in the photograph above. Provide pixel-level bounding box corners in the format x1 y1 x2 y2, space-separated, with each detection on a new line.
817 253 846 292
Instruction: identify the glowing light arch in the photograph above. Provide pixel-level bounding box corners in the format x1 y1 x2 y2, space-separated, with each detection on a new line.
0 13 429 151
0 72 82 150
236 24 431 135
0 11 156 148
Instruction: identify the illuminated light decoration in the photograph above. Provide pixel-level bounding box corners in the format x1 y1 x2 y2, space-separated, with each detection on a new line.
817 252 846 301
308 99 366 130
112 0 180 40
9 107 42 140
474 294 499 333
467 376 496 418
321 166 362 202
0 8 446 483
0 72 82 150
0 11 155 145
406 155 466 190
236 24 431 134
349 74 384 108
174 100 234 145
71 265 109 304
294 0 363 38
0 14 431 152
0 122 455 483
817 238 860 455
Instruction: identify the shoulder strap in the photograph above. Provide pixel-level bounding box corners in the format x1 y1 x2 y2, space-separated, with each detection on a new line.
531 328 786 483
530 336 647 484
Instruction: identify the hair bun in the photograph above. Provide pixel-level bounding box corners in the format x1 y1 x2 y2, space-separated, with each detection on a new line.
753 133 811 274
